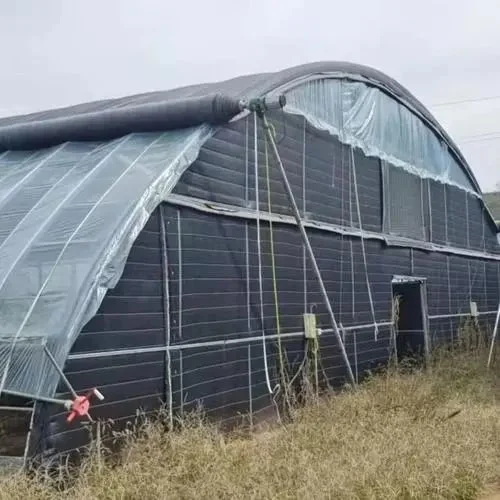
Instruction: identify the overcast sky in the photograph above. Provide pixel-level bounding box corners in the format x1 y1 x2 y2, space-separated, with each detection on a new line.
1 0 499 191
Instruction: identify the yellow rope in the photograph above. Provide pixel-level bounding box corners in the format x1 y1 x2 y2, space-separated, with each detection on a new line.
264 131 288 396
265 120 323 406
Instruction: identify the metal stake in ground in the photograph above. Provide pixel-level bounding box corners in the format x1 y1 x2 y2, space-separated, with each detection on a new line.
252 107 355 387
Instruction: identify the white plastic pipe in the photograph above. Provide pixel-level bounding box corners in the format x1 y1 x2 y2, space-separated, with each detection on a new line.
487 304 500 368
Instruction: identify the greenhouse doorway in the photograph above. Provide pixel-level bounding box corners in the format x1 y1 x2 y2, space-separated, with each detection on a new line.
0 393 34 471
392 276 429 362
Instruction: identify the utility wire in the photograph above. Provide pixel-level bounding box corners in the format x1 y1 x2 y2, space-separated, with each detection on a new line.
457 131 500 140
427 94 500 143
443 131 500 144
431 94 500 108
461 135 500 145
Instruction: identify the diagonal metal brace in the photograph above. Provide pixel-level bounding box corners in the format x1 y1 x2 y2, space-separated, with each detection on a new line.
43 345 79 400
255 109 356 387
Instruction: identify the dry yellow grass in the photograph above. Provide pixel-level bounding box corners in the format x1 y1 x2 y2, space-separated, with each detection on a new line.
1 347 499 500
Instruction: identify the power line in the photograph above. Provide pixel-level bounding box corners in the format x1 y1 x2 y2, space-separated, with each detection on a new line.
461 135 500 145
451 130 500 144
431 94 500 108
457 131 500 140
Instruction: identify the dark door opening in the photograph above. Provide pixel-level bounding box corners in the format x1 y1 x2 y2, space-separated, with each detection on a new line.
0 394 33 460
392 280 427 362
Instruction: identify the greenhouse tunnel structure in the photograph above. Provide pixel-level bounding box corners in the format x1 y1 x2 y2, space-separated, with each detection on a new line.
0 61 499 466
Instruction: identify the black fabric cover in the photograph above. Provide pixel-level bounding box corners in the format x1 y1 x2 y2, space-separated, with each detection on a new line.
0 94 241 151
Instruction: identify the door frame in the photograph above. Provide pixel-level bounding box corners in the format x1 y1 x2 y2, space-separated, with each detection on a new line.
391 275 430 363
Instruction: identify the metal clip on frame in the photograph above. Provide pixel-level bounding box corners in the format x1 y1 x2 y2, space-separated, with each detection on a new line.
240 95 356 387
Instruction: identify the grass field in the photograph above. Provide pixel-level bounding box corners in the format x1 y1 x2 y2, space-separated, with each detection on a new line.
1 343 499 500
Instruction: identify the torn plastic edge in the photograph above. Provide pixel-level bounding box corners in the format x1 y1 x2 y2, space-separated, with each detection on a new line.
280 102 498 231
263 71 482 195
234 82 497 228
284 105 478 197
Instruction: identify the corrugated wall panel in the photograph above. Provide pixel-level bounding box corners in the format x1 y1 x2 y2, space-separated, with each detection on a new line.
469 260 488 311
448 256 471 314
351 148 382 233
173 118 248 207
429 180 447 246
485 261 499 312
468 194 485 252
446 185 468 249
414 250 448 316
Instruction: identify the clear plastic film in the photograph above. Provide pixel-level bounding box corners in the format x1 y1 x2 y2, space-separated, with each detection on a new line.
284 79 476 193
0 125 212 398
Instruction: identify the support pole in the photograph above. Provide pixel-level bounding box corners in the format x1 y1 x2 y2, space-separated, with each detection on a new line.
258 110 356 386
159 205 173 429
1 388 71 408
487 304 500 368
44 344 78 400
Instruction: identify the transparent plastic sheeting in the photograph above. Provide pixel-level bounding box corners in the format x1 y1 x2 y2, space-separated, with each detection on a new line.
0 125 212 398
284 79 476 193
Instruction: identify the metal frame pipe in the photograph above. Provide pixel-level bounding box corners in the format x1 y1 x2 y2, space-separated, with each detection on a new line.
429 310 498 320
1 388 70 408
67 321 393 362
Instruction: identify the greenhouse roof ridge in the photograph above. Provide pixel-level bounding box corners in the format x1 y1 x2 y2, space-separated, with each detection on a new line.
0 61 481 193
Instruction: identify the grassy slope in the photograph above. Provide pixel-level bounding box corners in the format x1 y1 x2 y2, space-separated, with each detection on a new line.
485 191 500 222
2 347 499 500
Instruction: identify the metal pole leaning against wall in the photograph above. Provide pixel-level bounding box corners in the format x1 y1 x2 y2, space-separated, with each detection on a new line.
240 96 356 387
487 304 500 368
